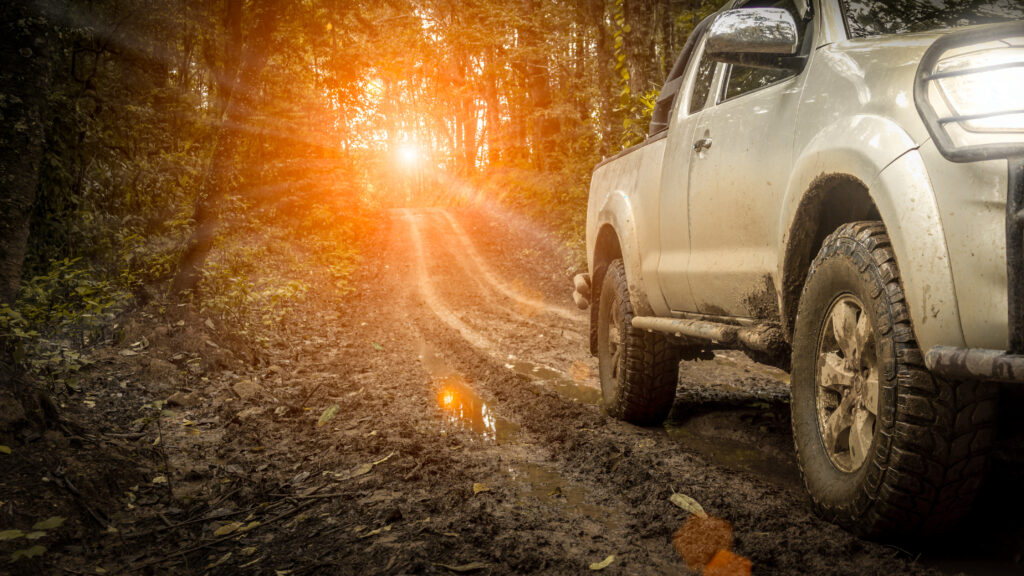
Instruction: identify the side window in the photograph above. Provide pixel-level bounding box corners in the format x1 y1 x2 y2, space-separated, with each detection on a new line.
689 43 716 115
724 66 792 101
722 0 805 101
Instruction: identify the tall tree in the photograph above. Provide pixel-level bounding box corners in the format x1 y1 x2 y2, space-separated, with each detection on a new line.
172 0 280 295
0 3 55 308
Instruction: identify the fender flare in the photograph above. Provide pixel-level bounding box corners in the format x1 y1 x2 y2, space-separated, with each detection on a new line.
778 116 964 352
591 190 656 317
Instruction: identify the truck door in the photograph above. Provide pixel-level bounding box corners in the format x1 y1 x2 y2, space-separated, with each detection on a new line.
656 34 719 313
684 0 808 319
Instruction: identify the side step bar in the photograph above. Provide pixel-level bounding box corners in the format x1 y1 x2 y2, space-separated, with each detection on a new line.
631 316 784 353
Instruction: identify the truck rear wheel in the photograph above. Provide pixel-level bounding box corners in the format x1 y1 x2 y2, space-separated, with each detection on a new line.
791 221 998 537
597 259 680 424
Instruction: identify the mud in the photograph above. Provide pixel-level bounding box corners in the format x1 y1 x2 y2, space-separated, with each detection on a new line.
4 207 1022 575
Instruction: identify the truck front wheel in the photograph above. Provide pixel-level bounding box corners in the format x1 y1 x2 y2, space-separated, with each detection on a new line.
597 259 680 425
791 222 997 537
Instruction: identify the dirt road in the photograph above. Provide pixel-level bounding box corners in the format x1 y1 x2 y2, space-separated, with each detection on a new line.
291 207 1020 575
10 207 1023 575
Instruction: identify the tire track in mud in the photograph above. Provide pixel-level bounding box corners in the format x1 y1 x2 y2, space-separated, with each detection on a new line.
403 210 495 352
403 209 599 404
394 212 660 572
439 210 583 324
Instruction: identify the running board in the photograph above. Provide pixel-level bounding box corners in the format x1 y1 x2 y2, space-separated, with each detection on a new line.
631 316 784 353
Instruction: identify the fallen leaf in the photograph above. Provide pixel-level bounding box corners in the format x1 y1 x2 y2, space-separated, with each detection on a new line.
589 555 615 570
213 522 242 537
239 556 263 568
0 530 24 541
32 517 65 531
349 463 373 478
239 521 261 532
205 551 231 569
239 546 258 557
0 445 11 455
371 342 384 351
24 531 46 540
669 492 708 518
472 483 490 494
318 404 340 427
333 451 395 480
151 476 168 485
119 349 138 356
435 562 490 572
359 524 391 539
10 545 46 561
205 318 216 330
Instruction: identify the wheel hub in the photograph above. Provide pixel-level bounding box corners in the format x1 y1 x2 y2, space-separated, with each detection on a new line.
815 296 879 473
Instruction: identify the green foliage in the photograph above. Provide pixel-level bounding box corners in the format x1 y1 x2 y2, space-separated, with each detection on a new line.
4 258 129 383
199 251 309 345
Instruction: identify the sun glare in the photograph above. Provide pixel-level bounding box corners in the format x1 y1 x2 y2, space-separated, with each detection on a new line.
399 144 420 167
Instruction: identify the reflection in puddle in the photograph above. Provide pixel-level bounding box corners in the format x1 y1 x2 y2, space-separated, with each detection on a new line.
505 359 602 405
511 463 618 533
435 374 519 445
418 339 519 444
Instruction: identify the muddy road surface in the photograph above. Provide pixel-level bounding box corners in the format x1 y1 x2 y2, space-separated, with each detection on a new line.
10 208 1023 575
295 207 1022 575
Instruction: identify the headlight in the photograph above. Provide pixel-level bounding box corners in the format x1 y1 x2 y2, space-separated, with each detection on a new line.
935 47 1024 132
915 22 1024 162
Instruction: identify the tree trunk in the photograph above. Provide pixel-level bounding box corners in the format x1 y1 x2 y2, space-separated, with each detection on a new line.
0 4 53 308
589 0 614 156
171 1 278 296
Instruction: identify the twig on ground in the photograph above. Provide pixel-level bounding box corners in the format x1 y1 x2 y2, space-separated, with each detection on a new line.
122 499 317 573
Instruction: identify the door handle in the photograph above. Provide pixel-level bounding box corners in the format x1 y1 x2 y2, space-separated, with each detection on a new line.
693 137 712 152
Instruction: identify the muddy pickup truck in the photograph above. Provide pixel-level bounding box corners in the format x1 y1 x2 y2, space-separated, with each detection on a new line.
572 0 1024 537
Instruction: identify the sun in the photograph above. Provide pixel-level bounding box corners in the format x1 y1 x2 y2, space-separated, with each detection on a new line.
398 144 420 167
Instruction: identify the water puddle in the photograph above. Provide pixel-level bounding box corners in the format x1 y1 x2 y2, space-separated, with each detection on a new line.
435 374 520 444
511 463 619 533
418 339 519 444
663 419 800 487
505 358 602 405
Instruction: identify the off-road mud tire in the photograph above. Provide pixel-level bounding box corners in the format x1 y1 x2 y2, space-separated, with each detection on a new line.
597 259 681 425
791 221 998 538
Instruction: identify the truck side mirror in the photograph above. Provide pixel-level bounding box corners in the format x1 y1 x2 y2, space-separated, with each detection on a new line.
706 8 804 71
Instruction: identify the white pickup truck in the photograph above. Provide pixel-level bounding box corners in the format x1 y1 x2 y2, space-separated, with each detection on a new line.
572 0 1024 537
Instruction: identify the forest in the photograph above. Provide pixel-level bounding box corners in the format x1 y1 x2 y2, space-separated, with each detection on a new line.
0 0 727 396
3 0 1023 574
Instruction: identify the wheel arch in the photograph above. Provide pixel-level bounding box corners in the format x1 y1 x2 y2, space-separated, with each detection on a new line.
778 143 966 352
780 174 880 341
590 223 624 354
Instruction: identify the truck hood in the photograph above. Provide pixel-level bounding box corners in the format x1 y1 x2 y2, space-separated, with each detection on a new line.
813 30 956 147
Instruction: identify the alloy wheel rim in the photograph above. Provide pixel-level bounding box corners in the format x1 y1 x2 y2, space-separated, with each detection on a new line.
608 297 623 382
815 295 880 473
